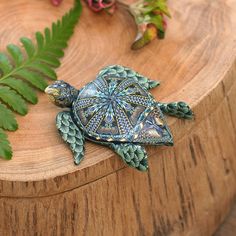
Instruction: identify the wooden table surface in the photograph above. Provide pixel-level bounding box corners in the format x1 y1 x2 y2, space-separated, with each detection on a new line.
0 0 236 235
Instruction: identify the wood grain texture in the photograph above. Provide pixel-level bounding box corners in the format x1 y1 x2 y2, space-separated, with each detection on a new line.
0 0 236 235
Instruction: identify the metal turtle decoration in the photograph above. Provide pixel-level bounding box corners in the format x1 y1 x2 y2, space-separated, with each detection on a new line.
45 65 193 171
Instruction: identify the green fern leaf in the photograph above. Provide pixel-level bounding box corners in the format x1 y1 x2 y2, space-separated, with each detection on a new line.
0 53 12 75
15 69 48 91
48 48 64 58
27 62 57 80
0 103 18 131
35 32 44 50
1 78 37 104
20 37 35 58
0 129 12 160
7 44 24 66
0 0 82 160
44 28 51 44
37 54 61 68
0 86 27 115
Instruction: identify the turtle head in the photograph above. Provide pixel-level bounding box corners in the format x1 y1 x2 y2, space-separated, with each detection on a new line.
45 80 78 108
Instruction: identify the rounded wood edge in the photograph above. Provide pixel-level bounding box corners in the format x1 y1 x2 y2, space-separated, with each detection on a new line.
0 59 235 198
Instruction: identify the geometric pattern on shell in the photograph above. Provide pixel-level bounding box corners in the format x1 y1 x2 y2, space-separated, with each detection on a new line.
72 75 173 145
45 65 193 171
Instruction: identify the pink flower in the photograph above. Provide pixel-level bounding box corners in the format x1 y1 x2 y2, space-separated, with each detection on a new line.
51 0 63 6
86 0 116 13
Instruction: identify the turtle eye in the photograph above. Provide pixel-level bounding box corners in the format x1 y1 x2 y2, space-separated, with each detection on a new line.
52 84 60 89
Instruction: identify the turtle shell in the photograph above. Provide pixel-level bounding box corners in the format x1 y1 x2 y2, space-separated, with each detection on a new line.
72 75 173 145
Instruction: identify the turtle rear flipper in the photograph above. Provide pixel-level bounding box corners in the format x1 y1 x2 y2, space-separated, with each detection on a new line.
56 111 85 165
98 65 160 90
158 101 194 119
110 143 148 171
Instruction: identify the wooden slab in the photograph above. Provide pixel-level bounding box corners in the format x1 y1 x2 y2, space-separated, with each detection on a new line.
0 0 236 235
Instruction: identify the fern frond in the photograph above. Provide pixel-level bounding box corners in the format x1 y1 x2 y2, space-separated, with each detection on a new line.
20 37 35 58
0 129 12 160
1 78 37 104
14 69 48 90
0 0 82 159
0 104 18 131
0 53 13 75
27 62 57 80
0 86 27 115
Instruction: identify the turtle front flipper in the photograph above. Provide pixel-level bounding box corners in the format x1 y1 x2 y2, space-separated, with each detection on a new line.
98 65 160 90
56 111 85 165
158 101 194 119
110 143 148 171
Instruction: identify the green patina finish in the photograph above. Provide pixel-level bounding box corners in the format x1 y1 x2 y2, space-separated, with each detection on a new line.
45 65 193 171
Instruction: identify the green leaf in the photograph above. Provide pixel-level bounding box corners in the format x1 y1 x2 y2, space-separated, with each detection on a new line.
7 44 24 66
131 25 157 50
0 103 18 131
27 62 57 80
0 129 12 160
130 0 170 50
0 0 82 160
35 32 44 51
51 41 68 49
52 22 58 38
14 69 48 91
0 86 28 115
0 77 37 104
142 5 157 14
44 28 51 44
48 48 64 58
20 37 35 58
0 53 12 75
150 15 164 31
37 54 61 68
155 0 171 17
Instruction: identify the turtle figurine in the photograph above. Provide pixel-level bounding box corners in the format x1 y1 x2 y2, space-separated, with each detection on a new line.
45 65 193 171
